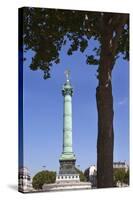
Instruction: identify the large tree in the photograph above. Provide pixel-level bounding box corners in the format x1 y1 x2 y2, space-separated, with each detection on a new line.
21 7 129 188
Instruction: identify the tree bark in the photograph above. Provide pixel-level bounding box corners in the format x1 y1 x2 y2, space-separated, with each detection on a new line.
96 82 114 188
96 23 114 188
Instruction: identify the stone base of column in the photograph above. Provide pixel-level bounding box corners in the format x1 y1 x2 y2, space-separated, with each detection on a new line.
57 159 80 184
59 159 77 174
56 173 80 184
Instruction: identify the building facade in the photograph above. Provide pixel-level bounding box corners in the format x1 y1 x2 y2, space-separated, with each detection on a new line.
113 161 129 172
18 167 32 192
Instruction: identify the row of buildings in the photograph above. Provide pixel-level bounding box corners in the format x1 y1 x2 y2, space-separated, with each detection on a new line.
84 161 129 187
18 161 129 192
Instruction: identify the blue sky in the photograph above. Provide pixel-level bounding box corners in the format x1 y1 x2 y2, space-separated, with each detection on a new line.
23 39 129 177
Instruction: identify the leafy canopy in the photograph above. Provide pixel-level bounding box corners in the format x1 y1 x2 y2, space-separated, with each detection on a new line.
23 7 129 79
32 170 56 189
113 168 129 185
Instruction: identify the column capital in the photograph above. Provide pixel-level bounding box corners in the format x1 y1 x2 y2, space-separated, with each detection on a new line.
62 87 73 96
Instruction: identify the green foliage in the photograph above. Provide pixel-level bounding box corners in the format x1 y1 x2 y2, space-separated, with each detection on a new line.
86 55 99 65
116 25 129 60
32 170 56 190
124 169 129 184
22 7 129 79
75 168 87 182
113 168 129 185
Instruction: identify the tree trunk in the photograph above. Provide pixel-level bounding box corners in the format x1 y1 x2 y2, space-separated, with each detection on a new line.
96 82 114 188
96 27 114 188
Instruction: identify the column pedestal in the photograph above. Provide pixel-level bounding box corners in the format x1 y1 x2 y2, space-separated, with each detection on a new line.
59 159 77 174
